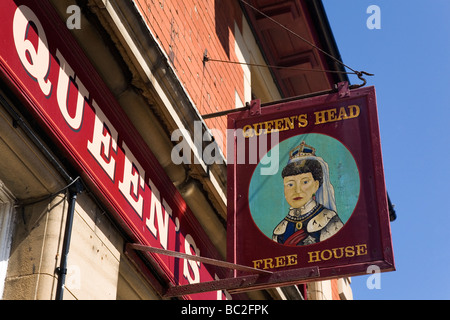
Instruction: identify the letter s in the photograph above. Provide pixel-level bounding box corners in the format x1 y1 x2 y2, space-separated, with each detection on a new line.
183 234 200 284
13 5 52 96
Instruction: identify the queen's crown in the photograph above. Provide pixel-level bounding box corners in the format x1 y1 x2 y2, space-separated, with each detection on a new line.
289 141 316 161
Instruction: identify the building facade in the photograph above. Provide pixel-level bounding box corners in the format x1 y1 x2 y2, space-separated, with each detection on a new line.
0 0 352 300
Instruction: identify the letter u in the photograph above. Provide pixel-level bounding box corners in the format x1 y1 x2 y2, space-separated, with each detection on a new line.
332 247 345 259
253 123 263 136
56 49 89 131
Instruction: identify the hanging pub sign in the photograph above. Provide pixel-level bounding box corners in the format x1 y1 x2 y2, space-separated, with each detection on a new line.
227 85 395 282
0 0 232 299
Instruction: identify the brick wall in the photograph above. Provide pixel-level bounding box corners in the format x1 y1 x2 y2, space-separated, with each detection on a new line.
133 0 246 138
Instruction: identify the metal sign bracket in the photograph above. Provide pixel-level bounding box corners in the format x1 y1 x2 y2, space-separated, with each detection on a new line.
336 81 350 98
248 99 261 116
126 243 319 297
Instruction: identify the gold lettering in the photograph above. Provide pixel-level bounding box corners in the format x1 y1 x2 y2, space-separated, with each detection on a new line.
298 114 308 128
273 118 284 131
314 105 361 125
332 247 345 259
348 105 360 118
327 109 337 122
252 254 298 270
243 125 254 138
307 244 368 263
263 258 274 270
286 254 298 266
344 246 355 258
252 259 263 269
252 244 369 269
274 256 285 268
285 116 297 130
356 244 367 256
337 106 348 120
264 120 274 134
320 249 333 261
253 123 263 136
241 114 306 138
314 110 327 125
242 105 360 138
308 250 321 263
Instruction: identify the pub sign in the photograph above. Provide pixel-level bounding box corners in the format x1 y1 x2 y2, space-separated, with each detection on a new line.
227 86 395 281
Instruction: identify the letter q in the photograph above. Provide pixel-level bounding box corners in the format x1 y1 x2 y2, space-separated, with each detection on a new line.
13 5 52 96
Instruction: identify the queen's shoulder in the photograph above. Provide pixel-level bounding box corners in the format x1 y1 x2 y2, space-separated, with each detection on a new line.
307 208 340 232
273 219 288 235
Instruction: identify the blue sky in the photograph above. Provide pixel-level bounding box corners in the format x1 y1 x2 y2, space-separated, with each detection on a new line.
322 0 450 299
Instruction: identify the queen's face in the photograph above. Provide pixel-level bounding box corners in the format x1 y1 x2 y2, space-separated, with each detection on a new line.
283 172 320 209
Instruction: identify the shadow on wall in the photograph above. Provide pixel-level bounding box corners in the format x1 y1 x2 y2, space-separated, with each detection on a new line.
215 0 237 59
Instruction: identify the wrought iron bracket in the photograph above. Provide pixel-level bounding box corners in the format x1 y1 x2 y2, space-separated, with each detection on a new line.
201 81 360 120
126 243 320 297
248 99 261 116
336 81 350 98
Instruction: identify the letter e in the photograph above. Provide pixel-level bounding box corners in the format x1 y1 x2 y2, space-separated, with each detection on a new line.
118 143 145 218
87 102 118 181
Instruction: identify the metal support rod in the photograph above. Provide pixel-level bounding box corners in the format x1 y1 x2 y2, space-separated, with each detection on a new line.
201 79 374 120
55 180 84 300
164 266 319 297
127 243 319 297
201 87 339 119
128 243 272 275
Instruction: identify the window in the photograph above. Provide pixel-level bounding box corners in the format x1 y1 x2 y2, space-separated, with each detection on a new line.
0 180 15 299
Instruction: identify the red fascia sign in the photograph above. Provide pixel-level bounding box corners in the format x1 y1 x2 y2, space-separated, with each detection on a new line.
0 0 228 299
227 86 395 282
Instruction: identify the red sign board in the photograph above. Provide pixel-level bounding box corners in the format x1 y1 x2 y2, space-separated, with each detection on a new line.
0 0 228 299
227 86 395 281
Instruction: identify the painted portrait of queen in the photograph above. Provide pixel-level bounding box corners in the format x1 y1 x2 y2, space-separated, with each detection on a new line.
272 141 343 246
